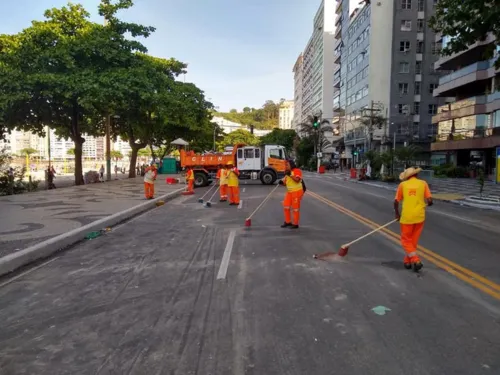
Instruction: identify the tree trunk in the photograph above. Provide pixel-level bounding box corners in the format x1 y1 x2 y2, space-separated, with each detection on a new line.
128 146 139 178
149 144 156 162
73 138 85 185
71 104 85 186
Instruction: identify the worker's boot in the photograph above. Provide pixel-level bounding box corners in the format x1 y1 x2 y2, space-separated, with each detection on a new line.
403 256 412 270
281 222 292 228
289 224 299 229
411 256 423 272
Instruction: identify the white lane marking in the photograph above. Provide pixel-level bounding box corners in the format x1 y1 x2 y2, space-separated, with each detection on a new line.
431 210 478 223
0 257 59 289
242 188 246 193
238 200 243 209
217 229 236 280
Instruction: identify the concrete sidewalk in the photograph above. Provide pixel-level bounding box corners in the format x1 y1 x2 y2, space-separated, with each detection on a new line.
0 175 185 258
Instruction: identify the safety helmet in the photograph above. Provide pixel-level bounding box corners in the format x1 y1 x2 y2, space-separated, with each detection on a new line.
226 161 234 166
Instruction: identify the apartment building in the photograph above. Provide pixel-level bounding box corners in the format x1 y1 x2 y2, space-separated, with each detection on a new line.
279 100 295 129
292 54 303 130
334 0 444 163
297 0 337 126
431 35 499 178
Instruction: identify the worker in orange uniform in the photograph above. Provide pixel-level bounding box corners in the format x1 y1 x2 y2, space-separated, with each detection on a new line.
279 160 304 229
143 163 158 199
216 164 228 202
394 167 433 271
186 166 195 193
226 161 240 206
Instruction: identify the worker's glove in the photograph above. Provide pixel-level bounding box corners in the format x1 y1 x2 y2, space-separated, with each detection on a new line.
285 170 291 176
427 201 433 207
278 180 284 185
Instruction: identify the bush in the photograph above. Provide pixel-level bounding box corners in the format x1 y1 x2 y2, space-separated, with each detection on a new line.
0 148 39 195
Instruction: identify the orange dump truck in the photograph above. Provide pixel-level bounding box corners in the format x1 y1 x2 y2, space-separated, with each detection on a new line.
180 143 289 187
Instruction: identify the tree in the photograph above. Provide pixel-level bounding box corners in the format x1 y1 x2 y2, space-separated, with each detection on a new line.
218 129 259 150
295 137 314 168
0 1 156 185
67 148 75 156
110 150 123 161
429 1 500 68
298 115 333 160
394 145 421 168
260 129 297 154
19 148 38 158
229 109 237 113
243 107 251 113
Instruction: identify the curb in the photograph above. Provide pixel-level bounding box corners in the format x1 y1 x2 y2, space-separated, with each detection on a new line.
0 187 185 278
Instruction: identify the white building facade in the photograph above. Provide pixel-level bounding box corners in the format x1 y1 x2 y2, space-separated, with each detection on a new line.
279 100 295 130
292 54 304 130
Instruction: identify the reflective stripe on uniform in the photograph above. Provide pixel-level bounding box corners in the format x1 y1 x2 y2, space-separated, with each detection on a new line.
408 252 417 257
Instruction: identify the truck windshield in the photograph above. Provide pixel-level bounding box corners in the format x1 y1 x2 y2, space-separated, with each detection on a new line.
269 148 285 160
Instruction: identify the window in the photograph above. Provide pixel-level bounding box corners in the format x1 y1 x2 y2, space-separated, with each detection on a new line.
417 0 424 11
400 41 410 52
363 85 369 97
429 83 438 93
414 102 420 114
398 104 406 114
363 66 369 78
431 42 442 54
255 149 260 158
347 96 352 105
428 104 437 115
399 83 409 94
401 0 412 9
401 20 412 31
414 81 421 95
417 19 424 32
270 148 284 160
415 61 422 74
417 41 424 53
357 54 363 64
356 89 362 101
244 149 254 159
399 62 410 73
237 149 243 159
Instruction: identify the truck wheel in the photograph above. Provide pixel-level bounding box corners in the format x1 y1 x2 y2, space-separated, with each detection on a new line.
194 172 208 187
260 170 276 185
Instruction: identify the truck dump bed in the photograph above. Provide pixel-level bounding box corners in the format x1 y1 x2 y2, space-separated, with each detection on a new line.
180 149 236 169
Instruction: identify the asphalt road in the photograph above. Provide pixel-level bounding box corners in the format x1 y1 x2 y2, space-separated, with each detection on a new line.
1 176 500 375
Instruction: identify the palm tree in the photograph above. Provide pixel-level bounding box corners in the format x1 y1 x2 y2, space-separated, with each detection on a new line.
359 114 387 150
394 145 421 168
19 147 38 158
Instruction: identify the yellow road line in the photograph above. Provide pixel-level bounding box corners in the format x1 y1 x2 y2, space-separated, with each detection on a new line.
307 190 500 300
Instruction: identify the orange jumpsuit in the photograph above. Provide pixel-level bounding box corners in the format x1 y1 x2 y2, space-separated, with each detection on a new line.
227 167 240 205
283 168 304 225
217 168 228 201
143 166 158 199
186 169 195 192
395 177 432 265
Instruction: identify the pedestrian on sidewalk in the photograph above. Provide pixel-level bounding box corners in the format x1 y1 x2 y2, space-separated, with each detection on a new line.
99 165 105 182
216 164 228 202
226 161 240 206
394 167 433 271
279 160 304 229
143 163 158 199
186 166 195 193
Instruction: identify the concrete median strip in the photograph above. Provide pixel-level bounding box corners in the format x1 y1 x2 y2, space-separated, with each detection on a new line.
0 187 185 277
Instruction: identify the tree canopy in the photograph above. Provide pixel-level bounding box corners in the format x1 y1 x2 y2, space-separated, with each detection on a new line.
429 0 500 68
0 1 216 182
218 129 260 150
260 129 297 153
214 99 285 130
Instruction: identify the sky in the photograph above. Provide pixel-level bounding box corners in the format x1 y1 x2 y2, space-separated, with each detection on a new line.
0 0 321 112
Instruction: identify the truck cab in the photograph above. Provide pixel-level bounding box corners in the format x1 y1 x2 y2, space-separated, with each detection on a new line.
236 144 288 184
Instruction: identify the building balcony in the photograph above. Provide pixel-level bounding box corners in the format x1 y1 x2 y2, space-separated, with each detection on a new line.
434 33 496 71
433 59 498 97
334 51 341 64
431 128 500 151
335 13 342 27
336 1 342 14
335 26 342 40
432 92 500 123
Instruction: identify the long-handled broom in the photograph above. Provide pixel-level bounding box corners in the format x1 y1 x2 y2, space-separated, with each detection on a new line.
198 183 217 203
244 184 280 227
313 218 398 259
204 186 220 208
